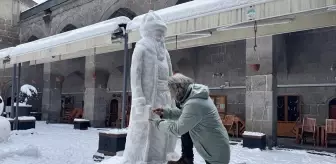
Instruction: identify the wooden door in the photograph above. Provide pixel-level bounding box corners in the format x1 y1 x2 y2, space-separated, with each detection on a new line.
108 99 119 127
330 105 336 119
277 95 301 137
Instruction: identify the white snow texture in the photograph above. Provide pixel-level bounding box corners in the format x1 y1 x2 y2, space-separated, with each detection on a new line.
0 17 130 58
121 11 176 164
20 84 38 97
127 0 275 31
0 116 10 143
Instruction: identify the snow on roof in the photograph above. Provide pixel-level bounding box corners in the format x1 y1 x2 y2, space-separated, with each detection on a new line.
127 0 275 31
7 16 130 58
0 48 14 59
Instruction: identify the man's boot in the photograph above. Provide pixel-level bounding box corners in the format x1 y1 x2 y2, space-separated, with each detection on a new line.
168 132 194 164
167 156 193 164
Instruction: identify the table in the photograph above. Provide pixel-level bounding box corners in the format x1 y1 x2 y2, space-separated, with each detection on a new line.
295 125 325 146
319 126 325 146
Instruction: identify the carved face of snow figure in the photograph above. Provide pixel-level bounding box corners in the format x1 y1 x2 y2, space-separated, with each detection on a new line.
139 10 167 61
139 10 167 41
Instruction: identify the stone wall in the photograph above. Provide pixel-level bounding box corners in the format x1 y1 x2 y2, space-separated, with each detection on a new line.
167 27 336 124
19 0 182 42
278 27 336 124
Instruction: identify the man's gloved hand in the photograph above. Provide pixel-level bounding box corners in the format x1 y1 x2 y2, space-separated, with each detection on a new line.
148 118 164 129
152 108 164 118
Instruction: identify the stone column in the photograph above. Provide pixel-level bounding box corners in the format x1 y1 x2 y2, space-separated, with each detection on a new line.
41 63 62 123
245 36 277 147
84 56 108 128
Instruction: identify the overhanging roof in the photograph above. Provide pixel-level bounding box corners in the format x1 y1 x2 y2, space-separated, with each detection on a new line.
127 0 336 43
0 0 335 67
0 16 130 67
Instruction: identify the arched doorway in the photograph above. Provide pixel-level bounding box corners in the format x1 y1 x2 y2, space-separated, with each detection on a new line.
107 99 119 127
329 98 336 119
60 24 77 33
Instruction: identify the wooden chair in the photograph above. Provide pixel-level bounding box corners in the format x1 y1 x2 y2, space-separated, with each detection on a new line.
301 117 317 146
325 119 336 148
222 115 236 137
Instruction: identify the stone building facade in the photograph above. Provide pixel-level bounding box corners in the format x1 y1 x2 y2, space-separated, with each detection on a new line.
1 0 335 137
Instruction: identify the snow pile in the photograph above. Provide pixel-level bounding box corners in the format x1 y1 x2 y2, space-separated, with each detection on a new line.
0 116 10 143
100 128 128 135
18 116 36 121
14 102 32 107
243 131 265 137
20 84 38 97
127 0 275 31
73 119 89 122
0 145 40 160
1 122 336 164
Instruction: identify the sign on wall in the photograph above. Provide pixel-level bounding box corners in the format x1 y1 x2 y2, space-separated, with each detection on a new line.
247 5 256 20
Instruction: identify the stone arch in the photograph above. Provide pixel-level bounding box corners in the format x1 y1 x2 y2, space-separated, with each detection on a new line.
27 35 39 42
100 6 137 21
62 71 85 94
94 69 109 88
20 24 46 43
107 66 124 91
176 0 193 5
176 57 195 79
53 15 85 34
60 24 77 33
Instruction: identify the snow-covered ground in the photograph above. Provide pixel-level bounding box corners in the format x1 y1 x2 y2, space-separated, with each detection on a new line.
0 122 335 164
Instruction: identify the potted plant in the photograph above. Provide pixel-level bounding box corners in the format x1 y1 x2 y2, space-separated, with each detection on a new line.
249 64 260 72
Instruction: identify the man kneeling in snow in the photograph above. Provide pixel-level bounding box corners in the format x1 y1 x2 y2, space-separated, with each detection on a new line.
150 73 230 164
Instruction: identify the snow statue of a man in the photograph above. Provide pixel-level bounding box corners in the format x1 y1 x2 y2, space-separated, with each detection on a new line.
122 11 176 164
0 96 10 143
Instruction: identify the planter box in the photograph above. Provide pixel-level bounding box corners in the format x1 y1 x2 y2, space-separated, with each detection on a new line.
74 119 90 130
97 132 127 156
242 131 266 150
30 112 42 121
18 116 36 130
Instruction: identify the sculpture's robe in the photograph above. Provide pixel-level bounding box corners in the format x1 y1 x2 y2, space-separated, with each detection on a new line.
122 11 176 164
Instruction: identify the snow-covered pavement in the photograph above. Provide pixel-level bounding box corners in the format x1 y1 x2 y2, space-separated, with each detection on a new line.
0 122 335 164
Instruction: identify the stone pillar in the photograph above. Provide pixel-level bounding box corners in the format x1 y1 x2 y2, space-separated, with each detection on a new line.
245 36 277 147
84 56 108 128
41 63 62 123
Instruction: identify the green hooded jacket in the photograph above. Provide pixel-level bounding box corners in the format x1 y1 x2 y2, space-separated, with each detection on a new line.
158 84 231 164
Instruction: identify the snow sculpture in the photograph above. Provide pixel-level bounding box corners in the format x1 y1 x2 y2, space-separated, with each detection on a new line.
122 11 176 164
0 116 10 143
